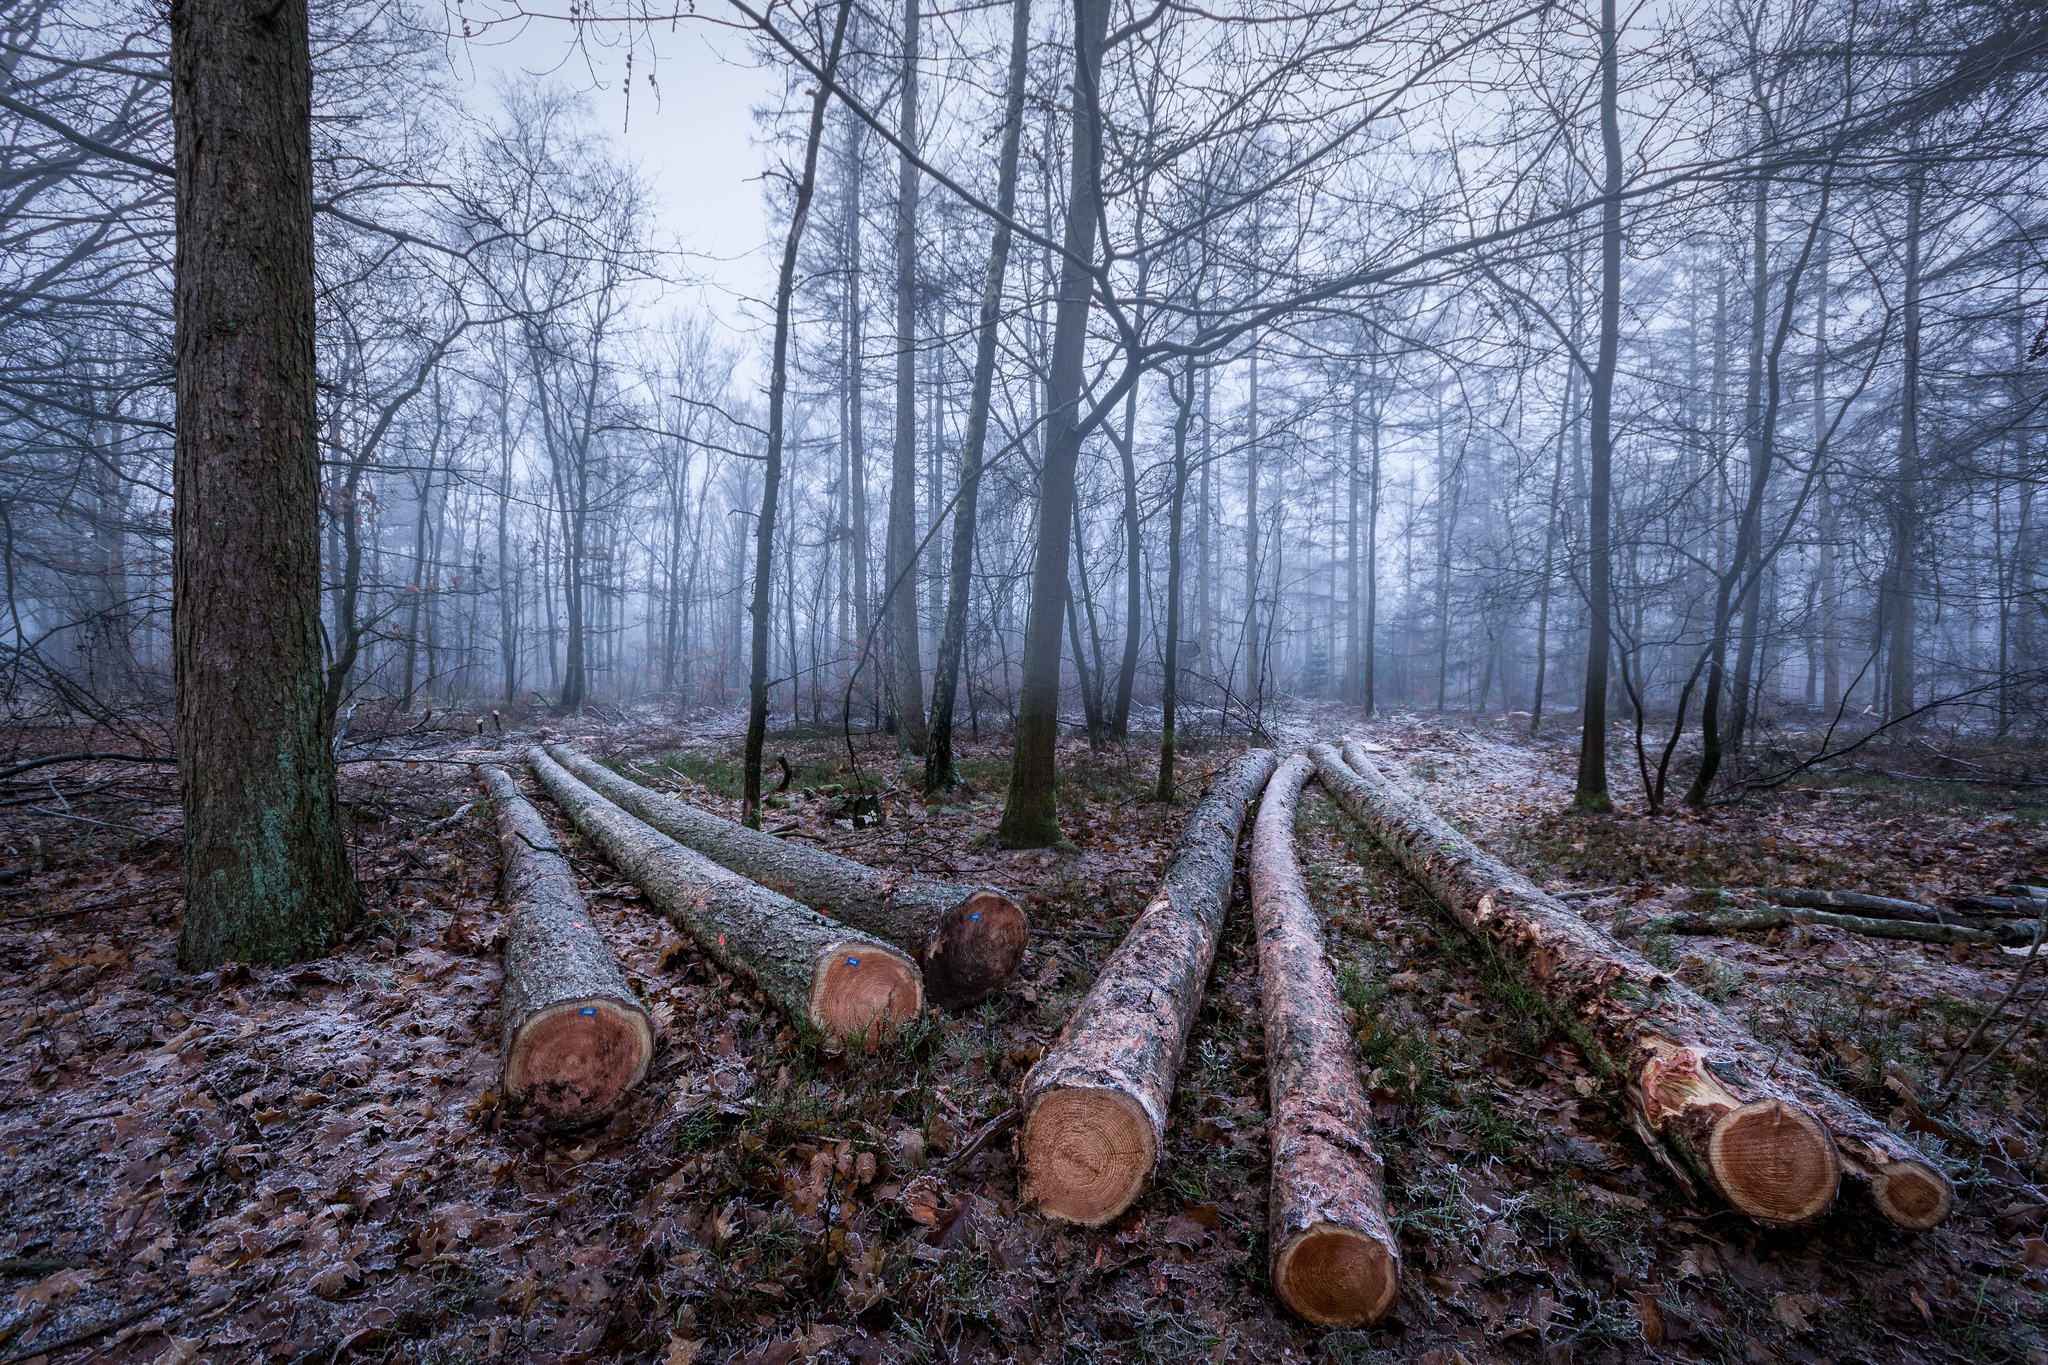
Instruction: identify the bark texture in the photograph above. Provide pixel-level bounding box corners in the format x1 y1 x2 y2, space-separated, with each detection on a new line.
1322 741 1951 1229
1018 749 1278 1225
170 0 358 968
1656 907 2025 947
1250 756 1398 1327
547 744 1025 1008
530 749 921 1047
480 766 652 1127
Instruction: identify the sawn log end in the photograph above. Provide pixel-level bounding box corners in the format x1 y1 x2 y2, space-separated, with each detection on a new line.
807 939 923 1048
1272 1221 1400 1328
922 888 1029 1011
504 996 654 1128
1018 1084 1156 1226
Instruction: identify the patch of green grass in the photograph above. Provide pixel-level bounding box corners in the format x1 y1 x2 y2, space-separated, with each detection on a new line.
1676 951 1746 1004
638 751 746 798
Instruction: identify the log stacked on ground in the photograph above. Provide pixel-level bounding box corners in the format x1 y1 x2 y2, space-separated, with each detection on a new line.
529 748 922 1047
1320 740 1952 1230
1017 749 1279 1225
480 765 653 1126
544 743 1025 1009
1248 755 1399 1327
1656 904 2028 947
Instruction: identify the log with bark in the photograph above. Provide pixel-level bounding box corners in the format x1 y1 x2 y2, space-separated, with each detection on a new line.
545 743 1024 1009
1017 749 1278 1226
1654 906 2024 947
479 765 653 1127
1249 755 1399 1327
1319 741 1954 1230
529 748 922 1047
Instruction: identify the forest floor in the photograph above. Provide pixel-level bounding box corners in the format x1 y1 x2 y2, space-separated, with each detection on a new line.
0 704 2044 1364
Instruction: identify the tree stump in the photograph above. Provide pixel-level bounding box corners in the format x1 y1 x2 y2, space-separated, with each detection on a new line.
1250 755 1399 1326
530 748 922 1047
546 743 1025 1008
480 765 653 1127
1017 749 1278 1225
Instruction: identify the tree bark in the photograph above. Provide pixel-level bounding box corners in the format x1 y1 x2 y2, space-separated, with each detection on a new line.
926 0 1030 794
1573 0 1622 812
996 0 1112 846
1018 749 1278 1225
1156 359 1195 800
1320 741 1951 1229
886 0 930 755
1250 756 1399 1327
530 748 922 1047
1654 906 2021 948
171 0 358 968
546 743 1024 1008
480 765 652 1127
745 0 850 827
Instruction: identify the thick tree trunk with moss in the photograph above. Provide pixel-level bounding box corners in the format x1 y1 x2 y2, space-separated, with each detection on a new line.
480 766 652 1127
170 0 358 968
1018 749 1277 1225
1318 741 1951 1229
1250 756 1399 1327
530 749 922 1048
547 744 1024 1008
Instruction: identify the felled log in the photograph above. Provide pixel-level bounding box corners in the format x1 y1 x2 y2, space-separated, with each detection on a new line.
1655 906 2016 947
529 748 922 1047
1755 887 1947 921
479 765 653 1127
1324 740 1951 1230
544 743 1024 1009
1248 755 1399 1327
1951 894 2048 919
1017 749 1278 1226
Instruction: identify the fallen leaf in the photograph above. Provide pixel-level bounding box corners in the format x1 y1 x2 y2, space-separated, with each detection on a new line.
666 1338 701 1365
1773 1292 1821 1333
1634 1289 1666 1346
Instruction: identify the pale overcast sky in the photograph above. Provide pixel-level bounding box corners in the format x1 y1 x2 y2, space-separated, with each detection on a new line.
452 13 783 328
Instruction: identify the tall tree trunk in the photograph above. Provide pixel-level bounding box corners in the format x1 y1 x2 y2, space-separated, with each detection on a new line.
1242 348 1262 723
995 0 1111 847
1364 354 1382 717
926 0 1029 793
842 112 874 722
1156 359 1195 799
1345 367 1361 705
1886 165 1924 726
1111 385 1142 740
171 0 358 967
1572 0 1622 813
1532 355 1574 736
886 0 930 754
744 0 849 827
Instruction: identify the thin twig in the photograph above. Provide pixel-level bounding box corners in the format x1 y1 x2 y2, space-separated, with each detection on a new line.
0 1299 166 1365
1933 918 2046 1106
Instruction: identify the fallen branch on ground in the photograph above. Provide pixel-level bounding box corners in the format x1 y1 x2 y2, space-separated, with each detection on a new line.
1320 740 1951 1230
530 748 921 1048
547 743 1024 1009
1017 749 1277 1226
480 766 653 1127
1249 755 1399 1327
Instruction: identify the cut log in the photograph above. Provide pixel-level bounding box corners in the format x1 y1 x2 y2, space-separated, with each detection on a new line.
545 743 1026 1010
1017 749 1279 1226
1755 888 1946 921
479 765 653 1127
1249 755 1399 1327
1323 740 1951 1230
1951 894 2048 919
1655 907 2018 947
528 748 922 1047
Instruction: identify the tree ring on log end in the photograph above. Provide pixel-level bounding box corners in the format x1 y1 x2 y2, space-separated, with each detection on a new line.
1707 1099 1841 1223
505 997 653 1127
1272 1222 1400 1327
1870 1162 1954 1229
922 890 1029 1011
1019 1085 1155 1226
808 940 922 1046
